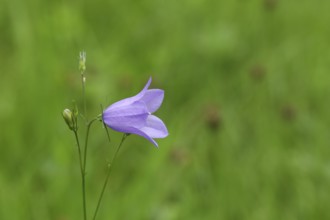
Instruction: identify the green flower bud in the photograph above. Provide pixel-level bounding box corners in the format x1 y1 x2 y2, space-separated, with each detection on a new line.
62 108 75 130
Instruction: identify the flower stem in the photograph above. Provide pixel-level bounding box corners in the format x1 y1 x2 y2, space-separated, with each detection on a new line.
83 119 97 171
81 73 87 119
72 117 98 220
73 131 87 220
92 134 128 220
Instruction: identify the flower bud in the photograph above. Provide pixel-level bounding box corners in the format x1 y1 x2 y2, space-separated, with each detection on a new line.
62 109 75 130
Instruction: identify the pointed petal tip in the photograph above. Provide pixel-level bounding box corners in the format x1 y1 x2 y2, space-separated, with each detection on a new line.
152 141 159 148
141 89 164 113
145 76 152 88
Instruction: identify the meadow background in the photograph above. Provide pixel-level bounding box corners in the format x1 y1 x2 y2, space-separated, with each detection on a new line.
1 0 330 219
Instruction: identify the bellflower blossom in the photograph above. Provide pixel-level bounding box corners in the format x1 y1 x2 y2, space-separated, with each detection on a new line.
103 77 168 147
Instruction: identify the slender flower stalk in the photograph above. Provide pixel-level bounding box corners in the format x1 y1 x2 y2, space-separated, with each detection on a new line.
83 118 98 172
92 134 128 220
73 130 87 220
75 117 97 220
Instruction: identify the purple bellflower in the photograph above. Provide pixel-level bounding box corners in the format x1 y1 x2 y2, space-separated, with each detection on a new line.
103 77 168 147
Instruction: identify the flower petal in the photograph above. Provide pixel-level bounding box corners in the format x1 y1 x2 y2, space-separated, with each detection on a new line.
141 89 164 113
104 101 148 117
104 114 149 130
103 101 149 129
107 125 159 147
140 115 168 138
108 77 152 109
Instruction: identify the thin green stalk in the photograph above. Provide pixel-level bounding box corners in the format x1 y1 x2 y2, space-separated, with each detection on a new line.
81 73 87 119
83 118 98 171
74 117 98 220
92 134 127 220
73 131 87 220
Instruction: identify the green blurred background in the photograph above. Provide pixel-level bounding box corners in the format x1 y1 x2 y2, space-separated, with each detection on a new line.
1 0 330 219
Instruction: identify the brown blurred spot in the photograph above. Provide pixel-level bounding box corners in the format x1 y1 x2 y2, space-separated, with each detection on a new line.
150 76 163 87
264 0 278 11
169 148 190 167
204 105 222 131
250 64 266 81
118 74 133 90
281 104 296 121
65 71 79 88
